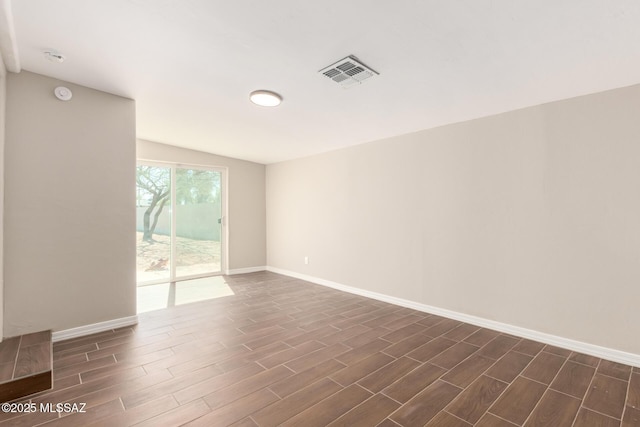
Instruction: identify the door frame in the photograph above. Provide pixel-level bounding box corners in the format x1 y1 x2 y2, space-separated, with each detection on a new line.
136 160 228 286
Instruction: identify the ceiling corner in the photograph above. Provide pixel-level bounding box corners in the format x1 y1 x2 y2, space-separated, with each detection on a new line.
0 0 21 73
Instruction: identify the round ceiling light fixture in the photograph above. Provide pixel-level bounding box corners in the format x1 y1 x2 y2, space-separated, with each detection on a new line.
249 90 282 107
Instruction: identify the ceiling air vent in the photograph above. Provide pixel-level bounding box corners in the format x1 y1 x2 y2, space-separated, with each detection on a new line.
319 55 379 88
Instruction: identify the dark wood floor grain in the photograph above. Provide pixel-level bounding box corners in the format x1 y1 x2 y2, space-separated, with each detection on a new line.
1 271 638 426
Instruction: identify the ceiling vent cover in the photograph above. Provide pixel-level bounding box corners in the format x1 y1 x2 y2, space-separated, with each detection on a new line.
319 55 379 88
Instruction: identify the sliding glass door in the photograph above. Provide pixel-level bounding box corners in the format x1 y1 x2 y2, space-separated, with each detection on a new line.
136 163 224 285
175 168 222 277
136 165 172 284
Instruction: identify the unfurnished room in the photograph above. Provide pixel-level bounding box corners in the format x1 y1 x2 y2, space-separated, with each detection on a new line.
0 0 639 426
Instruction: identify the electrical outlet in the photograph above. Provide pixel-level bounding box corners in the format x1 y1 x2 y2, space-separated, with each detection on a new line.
304 256 309 265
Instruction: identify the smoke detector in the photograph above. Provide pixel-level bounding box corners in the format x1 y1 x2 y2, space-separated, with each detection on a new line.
319 55 379 88
54 86 73 101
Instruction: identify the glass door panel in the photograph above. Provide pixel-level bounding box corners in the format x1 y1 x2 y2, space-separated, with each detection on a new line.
136 165 172 283
175 168 222 277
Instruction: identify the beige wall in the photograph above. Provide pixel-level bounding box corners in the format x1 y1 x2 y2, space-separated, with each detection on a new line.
4 71 136 337
0 59 6 339
137 140 266 271
267 84 640 355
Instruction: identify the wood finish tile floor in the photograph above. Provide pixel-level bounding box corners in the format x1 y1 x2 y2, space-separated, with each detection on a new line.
1 272 638 426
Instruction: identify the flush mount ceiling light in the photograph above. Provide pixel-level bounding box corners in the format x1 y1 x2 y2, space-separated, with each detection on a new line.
249 90 282 107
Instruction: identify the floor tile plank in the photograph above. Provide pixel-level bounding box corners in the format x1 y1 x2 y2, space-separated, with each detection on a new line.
132 398 210 427
382 363 446 403
269 359 346 398
441 354 496 388
523 389 581 426
381 334 433 358
425 411 472 426
623 405 640 427
429 342 479 370
330 353 395 386
521 351 566 385
488 376 547 425
628 372 640 408
583 373 628 419
202 365 293 410
573 407 620 427
463 329 500 347
406 336 457 362
599 360 633 381
281 384 372 427
477 335 520 360
485 351 533 383
512 339 545 357
185 388 279 427
389 380 462 426
326 393 400 427
446 375 508 424
357 356 420 393
549 360 596 399
252 378 342 427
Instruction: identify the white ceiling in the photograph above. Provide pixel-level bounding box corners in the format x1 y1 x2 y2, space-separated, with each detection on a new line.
9 0 640 164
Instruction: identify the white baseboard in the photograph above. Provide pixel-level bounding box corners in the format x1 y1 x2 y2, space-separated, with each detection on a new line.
52 315 139 342
266 266 640 367
226 266 266 275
